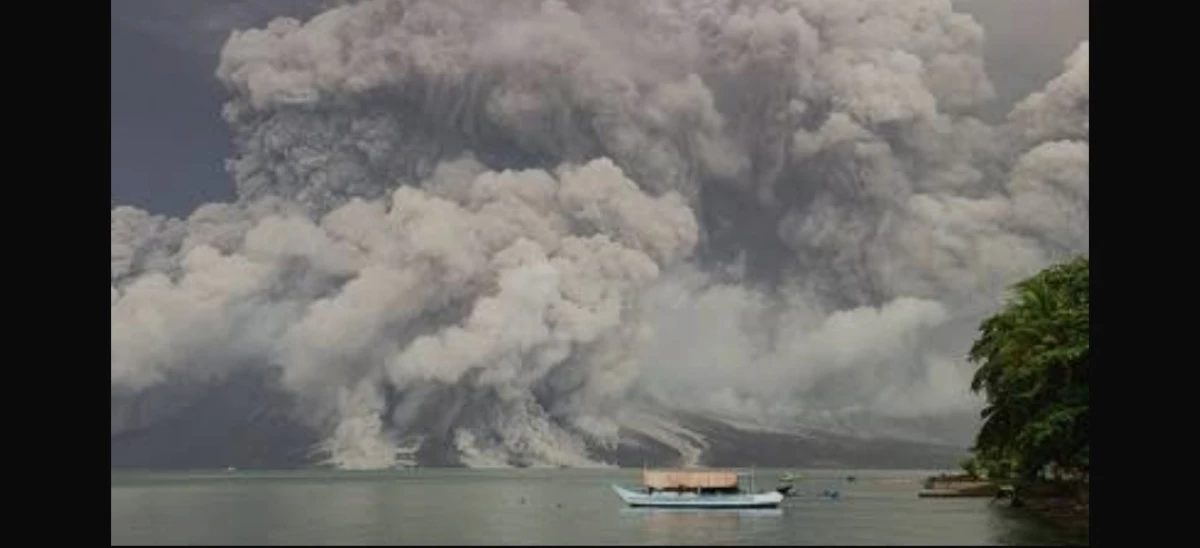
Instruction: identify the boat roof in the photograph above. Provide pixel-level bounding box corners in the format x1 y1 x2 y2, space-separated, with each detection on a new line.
643 468 740 473
642 469 740 489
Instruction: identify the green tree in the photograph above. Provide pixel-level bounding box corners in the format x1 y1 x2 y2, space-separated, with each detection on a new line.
967 256 1089 483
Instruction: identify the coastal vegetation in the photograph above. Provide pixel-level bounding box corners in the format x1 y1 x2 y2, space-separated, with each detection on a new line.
959 256 1089 517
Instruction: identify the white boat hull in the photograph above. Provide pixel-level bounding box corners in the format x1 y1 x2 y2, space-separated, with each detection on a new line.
611 484 784 509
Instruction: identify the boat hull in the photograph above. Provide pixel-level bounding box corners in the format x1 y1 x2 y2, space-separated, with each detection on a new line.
611 484 784 509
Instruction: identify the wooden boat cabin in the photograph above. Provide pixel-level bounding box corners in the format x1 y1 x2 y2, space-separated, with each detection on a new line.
642 469 742 495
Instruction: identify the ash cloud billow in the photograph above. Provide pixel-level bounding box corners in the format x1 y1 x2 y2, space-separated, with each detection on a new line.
111 0 1088 469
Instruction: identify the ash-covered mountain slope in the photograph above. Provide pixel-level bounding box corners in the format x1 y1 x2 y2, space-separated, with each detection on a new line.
112 371 965 470
111 369 318 470
667 413 966 469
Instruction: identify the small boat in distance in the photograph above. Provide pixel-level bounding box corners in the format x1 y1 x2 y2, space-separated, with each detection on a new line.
611 467 785 509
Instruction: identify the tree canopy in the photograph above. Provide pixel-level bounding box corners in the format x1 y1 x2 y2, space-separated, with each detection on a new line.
966 255 1089 482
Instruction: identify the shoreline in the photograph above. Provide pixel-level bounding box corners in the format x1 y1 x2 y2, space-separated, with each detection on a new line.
1016 487 1089 533
919 475 1088 532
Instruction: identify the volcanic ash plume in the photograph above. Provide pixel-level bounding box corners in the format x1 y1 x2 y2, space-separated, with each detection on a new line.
111 0 1089 467
112 157 697 467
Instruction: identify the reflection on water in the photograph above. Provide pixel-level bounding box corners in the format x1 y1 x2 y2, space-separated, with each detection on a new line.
620 508 785 545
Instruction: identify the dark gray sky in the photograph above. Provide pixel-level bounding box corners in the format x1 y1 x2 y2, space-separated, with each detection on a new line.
110 0 323 216
110 0 1088 218
111 20 232 215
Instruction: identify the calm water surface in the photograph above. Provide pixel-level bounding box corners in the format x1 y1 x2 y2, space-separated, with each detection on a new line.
111 468 1086 545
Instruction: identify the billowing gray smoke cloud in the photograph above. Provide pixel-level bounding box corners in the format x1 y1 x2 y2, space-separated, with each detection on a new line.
111 0 1088 468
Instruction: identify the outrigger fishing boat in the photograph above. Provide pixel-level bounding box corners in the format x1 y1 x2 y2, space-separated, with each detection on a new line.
611 467 785 509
